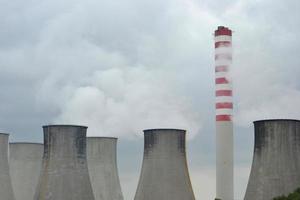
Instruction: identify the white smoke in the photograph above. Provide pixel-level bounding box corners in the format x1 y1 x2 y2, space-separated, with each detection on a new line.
54 66 202 138
30 0 217 139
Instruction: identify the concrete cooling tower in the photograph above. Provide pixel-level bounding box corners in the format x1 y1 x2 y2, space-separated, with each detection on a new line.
134 129 195 200
0 133 15 200
9 143 43 200
34 125 95 200
244 119 300 200
87 137 123 200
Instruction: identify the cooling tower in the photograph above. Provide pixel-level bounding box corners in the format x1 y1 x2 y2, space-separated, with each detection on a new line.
34 125 95 200
214 26 234 200
0 133 16 200
134 129 195 200
87 137 123 200
9 143 43 200
244 119 300 200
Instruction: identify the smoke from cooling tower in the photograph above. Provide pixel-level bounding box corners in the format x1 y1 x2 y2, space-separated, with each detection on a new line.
53 67 202 138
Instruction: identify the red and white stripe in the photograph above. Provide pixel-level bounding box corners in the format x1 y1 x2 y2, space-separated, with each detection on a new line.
215 30 233 122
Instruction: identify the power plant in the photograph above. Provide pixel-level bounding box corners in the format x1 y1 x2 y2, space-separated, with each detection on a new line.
9 143 43 200
34 125 95 200
0 133 16 200
134 129 195 200
87 137 124 200
214 26 234 200
2 26 300 200
244 119 300 200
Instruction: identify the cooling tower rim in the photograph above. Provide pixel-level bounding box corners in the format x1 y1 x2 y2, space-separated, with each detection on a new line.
87 136 117 140
9 142 43 145
42 124 88 128
253 119 300 123
143 128 186 132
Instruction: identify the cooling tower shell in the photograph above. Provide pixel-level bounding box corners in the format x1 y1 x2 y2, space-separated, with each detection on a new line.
134 129 195 200
9 142 43 200
244 119 300 200
34 125 95 200
87 137 124 200
0 133 16 200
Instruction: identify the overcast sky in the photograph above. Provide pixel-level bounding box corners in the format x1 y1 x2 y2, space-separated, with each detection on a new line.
1 0 300 199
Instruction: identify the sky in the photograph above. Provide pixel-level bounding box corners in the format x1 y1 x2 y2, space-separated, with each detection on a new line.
1 0 300 199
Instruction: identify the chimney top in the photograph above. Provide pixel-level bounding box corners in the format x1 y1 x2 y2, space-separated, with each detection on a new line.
215 26 232 36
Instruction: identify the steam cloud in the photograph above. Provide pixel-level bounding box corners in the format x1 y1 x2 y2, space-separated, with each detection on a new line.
30 0 207 138
2 0 299 138
54 66 202 138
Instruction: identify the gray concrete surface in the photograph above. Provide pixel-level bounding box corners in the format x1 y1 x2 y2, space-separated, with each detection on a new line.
244 119 300 200
134 129 195 200
216 122 234 200
9 143 43 200
87 137 123 200
34 125 95 200
0 133 16 200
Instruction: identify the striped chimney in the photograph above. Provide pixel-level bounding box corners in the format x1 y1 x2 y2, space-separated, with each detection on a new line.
214 26 234 200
